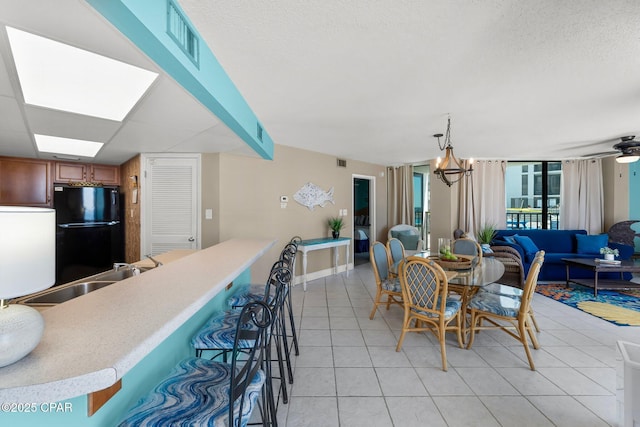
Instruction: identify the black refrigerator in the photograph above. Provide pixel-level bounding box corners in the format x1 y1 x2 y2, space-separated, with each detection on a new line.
54 185 124 285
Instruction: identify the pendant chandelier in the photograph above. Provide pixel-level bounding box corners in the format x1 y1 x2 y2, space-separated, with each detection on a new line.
433 116 473 186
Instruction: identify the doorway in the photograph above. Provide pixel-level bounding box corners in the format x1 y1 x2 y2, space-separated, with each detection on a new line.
141 154 201 256
353 175 375 266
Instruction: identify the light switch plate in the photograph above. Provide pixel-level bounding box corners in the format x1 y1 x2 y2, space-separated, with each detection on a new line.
205 209 213 219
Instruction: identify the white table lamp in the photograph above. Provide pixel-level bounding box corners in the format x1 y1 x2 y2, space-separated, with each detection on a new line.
0 206 55 367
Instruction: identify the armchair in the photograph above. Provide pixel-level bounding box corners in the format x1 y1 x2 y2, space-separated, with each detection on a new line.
388 224 424 255
488 245 525 288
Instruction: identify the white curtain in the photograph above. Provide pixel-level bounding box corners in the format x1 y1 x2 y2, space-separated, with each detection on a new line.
560 159 603 234
458 160 506 237
387 165 414 226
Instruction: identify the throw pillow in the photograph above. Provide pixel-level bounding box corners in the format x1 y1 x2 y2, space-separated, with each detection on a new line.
503 234 519 244
481 245 493 254
513 235 539 255
398 234 419 250
575 233 609 254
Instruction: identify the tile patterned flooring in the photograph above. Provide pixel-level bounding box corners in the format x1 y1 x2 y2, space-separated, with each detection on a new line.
274 262 637 426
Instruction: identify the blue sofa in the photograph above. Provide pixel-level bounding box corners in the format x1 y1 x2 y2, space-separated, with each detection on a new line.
492 229 634 281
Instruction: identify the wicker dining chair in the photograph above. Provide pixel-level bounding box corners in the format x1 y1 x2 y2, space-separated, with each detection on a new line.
386 238 405 278
466 251 545 370
396 256 464 371
452 237 483 265
369 241 403 319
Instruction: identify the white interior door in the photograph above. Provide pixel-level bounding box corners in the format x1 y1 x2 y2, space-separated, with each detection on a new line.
142 154 200 256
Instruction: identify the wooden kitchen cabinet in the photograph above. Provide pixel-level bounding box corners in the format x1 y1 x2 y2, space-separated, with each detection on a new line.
55 162 120 186
0 157 53 207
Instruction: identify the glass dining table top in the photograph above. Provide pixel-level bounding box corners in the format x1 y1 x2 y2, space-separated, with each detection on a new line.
393 252 505 288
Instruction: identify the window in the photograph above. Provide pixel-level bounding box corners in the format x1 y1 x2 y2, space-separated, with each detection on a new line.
521 174 528 195
505 161 561 229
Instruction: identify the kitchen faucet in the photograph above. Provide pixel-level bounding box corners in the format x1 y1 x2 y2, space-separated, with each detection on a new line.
113 263 141 275
145 255 164 267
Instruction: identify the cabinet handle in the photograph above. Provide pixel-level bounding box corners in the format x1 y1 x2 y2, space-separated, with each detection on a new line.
188 237 195 242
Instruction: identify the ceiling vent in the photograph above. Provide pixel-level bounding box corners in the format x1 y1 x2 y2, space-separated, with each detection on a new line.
337 158 347 167
167 1 199 67
257 123 264 142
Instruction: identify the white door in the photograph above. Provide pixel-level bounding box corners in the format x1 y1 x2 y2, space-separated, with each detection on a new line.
142 154 200 256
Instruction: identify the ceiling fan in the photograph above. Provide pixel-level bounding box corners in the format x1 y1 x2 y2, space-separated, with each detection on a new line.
582 135 640 163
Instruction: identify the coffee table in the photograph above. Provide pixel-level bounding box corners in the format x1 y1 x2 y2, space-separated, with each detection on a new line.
562 258 640 296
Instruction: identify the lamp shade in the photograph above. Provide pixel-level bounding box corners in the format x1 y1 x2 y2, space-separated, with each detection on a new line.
0 207 55 299
616 154 640 164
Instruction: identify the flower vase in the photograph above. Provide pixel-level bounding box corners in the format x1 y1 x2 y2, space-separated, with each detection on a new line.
604 253 614 261
332 231 340 239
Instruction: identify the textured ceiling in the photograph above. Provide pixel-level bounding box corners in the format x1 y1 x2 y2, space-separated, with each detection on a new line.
1 1 640 166
180 0 640 165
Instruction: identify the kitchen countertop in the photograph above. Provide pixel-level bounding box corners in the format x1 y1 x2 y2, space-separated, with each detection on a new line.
0 238 275 403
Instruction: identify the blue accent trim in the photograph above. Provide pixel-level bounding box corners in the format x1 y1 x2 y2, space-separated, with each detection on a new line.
630 162 640 219
86 0 273 160
300 237 351 245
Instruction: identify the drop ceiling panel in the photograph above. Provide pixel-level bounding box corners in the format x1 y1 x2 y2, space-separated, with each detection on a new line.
0 131 35 158
106 120 202 154
24 105 121 143
0 96 28 133
172 125 261 157
126 77 220 131
0 47 16 98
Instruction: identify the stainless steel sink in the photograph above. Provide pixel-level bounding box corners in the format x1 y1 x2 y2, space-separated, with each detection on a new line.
18 281 116 305
92 266 154 282
16 265 155 306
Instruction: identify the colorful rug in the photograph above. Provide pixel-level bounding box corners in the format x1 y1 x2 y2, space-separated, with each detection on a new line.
536 283 640 326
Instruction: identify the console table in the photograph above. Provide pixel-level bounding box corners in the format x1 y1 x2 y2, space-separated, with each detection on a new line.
298 237 351 290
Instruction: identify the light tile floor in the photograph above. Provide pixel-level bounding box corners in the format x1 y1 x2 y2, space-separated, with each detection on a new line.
275 262 638 427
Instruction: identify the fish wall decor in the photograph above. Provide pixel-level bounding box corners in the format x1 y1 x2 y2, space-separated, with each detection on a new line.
294 182 335 211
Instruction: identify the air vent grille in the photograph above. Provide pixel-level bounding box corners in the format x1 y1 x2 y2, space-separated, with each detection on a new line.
337 159 347 167
167 1 199 67
257 123 264 142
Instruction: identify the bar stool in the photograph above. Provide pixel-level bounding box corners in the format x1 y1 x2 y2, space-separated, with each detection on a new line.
229 239 300 359
118 300 273 427
192 261 292 412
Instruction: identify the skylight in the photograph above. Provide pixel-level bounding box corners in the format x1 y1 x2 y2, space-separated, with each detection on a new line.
7 27 158 121
34 134 103 158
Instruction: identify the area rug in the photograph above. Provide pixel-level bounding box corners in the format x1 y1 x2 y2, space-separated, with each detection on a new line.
536 283 640 326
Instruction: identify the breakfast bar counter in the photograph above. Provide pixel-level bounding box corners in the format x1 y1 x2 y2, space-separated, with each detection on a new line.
0 238 275 410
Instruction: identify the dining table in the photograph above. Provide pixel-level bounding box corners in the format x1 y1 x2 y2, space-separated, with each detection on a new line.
394 252 506 340
393 252 505 287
